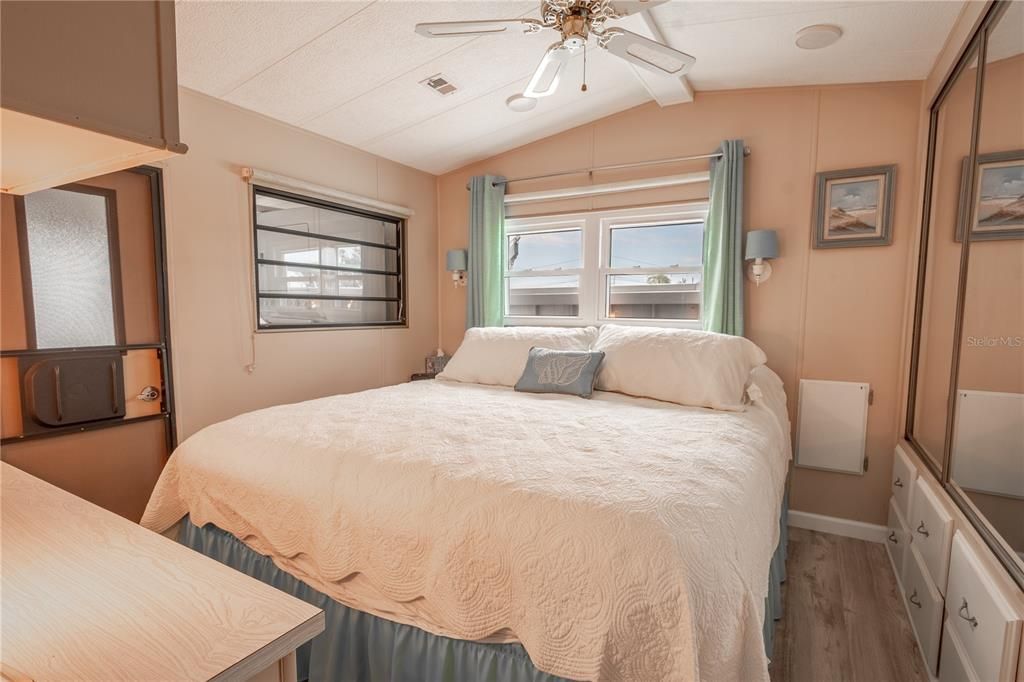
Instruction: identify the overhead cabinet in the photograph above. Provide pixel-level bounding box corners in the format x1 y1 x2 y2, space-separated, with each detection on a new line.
0 0 187 194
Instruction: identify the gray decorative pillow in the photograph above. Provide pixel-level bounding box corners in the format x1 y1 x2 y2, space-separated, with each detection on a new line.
514 347 606 399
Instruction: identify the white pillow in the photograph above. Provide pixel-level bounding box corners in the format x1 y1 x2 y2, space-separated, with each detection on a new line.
593 324 767 411
439 326 598 387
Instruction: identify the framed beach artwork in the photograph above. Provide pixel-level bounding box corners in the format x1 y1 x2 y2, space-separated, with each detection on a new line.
812 165 896 249
956 150 1024 242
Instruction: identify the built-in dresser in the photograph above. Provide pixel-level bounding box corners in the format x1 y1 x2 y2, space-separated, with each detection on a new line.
887 445 1024 681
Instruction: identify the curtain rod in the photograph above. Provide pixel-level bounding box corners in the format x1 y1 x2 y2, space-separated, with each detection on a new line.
464 147 751 190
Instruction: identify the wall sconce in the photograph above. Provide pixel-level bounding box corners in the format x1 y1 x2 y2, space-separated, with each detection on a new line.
446 249 468 287
745 229 779 287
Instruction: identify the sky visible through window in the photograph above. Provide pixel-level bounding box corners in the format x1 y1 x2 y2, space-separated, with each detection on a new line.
507 223 703 289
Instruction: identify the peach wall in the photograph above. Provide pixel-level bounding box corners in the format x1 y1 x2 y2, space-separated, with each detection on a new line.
437 82 924 525
162 88 438 441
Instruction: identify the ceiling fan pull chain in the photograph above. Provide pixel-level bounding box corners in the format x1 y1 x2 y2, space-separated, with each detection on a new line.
582 43 588 92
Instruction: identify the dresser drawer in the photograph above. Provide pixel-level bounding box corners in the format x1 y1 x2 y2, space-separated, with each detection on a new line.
886 497 910 580
945 532 1024 682
902 545 944 675
939 621 980 682
892 446 917 520
908 477 955 593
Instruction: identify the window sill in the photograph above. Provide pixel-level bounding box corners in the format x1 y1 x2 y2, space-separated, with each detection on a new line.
503 317 702 330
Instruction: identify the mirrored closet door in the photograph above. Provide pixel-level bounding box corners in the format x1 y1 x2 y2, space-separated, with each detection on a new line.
948 2 1024 573
908 0 1024 589
909 46 979 473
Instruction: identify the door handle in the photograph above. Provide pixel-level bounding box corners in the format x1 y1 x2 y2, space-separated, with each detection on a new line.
887 531 898 544
893 477 903 488
916 521 930 538
909 590 922 609
110 362 120 414
53 366 63 422
137 386 161 402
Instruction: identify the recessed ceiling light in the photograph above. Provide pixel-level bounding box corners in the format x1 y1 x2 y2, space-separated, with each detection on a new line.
506 94 538 112
795 24 843 50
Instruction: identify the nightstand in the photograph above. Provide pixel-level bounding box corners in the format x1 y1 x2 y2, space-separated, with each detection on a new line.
410 372 437 381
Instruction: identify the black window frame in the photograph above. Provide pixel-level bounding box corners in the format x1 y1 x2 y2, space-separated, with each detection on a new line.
251 185 407 331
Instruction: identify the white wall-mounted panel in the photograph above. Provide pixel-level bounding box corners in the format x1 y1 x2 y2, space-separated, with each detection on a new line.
795 379 869 474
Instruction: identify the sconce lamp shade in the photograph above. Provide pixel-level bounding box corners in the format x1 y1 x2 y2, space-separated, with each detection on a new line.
446 249 468 272
745 230 779 260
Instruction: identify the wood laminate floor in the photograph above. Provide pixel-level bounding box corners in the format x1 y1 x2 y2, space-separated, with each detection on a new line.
769 528 930 682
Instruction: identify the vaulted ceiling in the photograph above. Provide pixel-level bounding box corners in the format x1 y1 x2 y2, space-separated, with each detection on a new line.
175 1 963 175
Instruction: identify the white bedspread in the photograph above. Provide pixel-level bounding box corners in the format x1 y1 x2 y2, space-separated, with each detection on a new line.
142 372 790 682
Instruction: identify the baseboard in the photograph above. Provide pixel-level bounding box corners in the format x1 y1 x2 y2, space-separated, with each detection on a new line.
788 510 887 543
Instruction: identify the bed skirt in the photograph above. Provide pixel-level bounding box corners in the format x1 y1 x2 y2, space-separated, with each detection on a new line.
178 497 788 681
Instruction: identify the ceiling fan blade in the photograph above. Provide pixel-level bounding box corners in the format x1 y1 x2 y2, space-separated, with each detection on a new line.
601 28 695 76
609 0 672 17
523 44 572 98
415 18 541 38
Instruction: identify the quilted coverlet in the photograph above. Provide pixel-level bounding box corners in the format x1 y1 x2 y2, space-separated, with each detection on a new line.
142 375 790 681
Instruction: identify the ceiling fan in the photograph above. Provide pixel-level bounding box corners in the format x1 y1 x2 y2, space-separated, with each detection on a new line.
415 0 694 105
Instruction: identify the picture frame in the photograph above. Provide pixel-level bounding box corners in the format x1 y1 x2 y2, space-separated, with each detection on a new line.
955 149 1024 242
812 165 896 249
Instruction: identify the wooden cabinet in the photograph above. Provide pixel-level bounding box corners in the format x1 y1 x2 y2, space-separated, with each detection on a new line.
892 445 918 520
890 446 1024 682
940 624 980 682
0 1 187 194
902 545 945 674
945 532 1024 682
1 463 324 680
887 497 911 580
909 476 955 594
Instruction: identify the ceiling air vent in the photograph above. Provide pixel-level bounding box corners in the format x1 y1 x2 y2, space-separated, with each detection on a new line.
421 73 457 96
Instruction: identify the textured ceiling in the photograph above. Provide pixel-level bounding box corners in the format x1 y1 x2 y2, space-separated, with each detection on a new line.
176 0 964 175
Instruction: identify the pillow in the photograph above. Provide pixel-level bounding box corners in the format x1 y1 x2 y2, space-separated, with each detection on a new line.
514 347 606 398
438 326 598 387
592 324 767 411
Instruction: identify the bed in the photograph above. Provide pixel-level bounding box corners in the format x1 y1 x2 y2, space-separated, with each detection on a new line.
142 328 791 682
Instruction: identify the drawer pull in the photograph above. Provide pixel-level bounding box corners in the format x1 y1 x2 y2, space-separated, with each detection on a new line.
909 590 922 608
887 531 898 544
893 477 904 488
958 598 978 629
916 521 930 538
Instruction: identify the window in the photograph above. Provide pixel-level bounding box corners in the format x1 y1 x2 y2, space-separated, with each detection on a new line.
252 187 404 329
21 186 124 348
504 205 706 327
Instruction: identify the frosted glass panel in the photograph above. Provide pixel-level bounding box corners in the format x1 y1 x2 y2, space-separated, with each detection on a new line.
23 188 117 348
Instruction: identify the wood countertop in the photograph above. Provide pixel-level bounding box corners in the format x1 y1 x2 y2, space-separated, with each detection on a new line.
0 462 324 681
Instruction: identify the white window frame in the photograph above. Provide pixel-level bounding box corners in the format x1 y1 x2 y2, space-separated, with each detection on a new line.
504 202 709 329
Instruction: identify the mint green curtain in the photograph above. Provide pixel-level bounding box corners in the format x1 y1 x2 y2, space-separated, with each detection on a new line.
702 140 745 336
467 175 506 328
